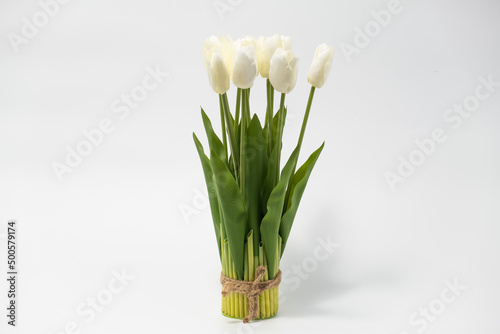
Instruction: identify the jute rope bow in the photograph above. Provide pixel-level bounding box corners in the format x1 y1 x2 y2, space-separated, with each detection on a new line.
220 266 282 323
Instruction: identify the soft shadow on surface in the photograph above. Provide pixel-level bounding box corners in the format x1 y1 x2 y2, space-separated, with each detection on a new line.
278 267 407 319
277 209 407 319
278 261 352 318
277 208 344 318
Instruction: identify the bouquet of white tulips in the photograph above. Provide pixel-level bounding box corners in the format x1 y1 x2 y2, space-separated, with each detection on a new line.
193 35 334 321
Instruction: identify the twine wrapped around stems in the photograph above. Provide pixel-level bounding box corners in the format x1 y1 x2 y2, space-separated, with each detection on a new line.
220 266 282 323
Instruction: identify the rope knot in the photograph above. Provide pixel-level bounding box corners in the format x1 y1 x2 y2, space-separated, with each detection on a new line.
220 265 282 323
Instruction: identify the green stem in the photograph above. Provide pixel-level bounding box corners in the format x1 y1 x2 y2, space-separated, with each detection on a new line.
223 241 232 314
221 238 226 313
262 248 271 318
269 82 274 116
219 96 228 161
258 243 266 318
265 80 274 155
284 86 316 208
228 247 239 318
244 244 249 316
219 208 226 256
265 81 270 128
244 88 251 124
275 236 281 310
235 88 241 140
296 86 316 158
274 93 286 185
221 93 239 179
248 231 255 280
240 89 248 196
222 233 280 319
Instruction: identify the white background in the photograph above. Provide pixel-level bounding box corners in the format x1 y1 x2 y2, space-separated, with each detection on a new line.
1 0 500 333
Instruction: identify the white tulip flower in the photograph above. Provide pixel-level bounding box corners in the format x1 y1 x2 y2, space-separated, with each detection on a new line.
230 36 259 89
258 35 292 79
269 48 299 94
204 50 230 94
203 36 233 94
203 36 233 64
307 43 334 88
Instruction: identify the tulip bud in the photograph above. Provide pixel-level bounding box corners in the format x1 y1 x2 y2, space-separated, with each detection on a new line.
258 35 292 79
230 36 259 89
269 48 299 94
307 43 334 88
203 36 233 94
204 50 230 94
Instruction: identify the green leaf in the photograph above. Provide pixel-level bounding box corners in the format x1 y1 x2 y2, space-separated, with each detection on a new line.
261 107 287 214
262 144 277 214
260 147 300 278
209 149 248 280
280 142 325 256
271 107 287 150
192 133 222 259
201 108 227 164
243 115 268 254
